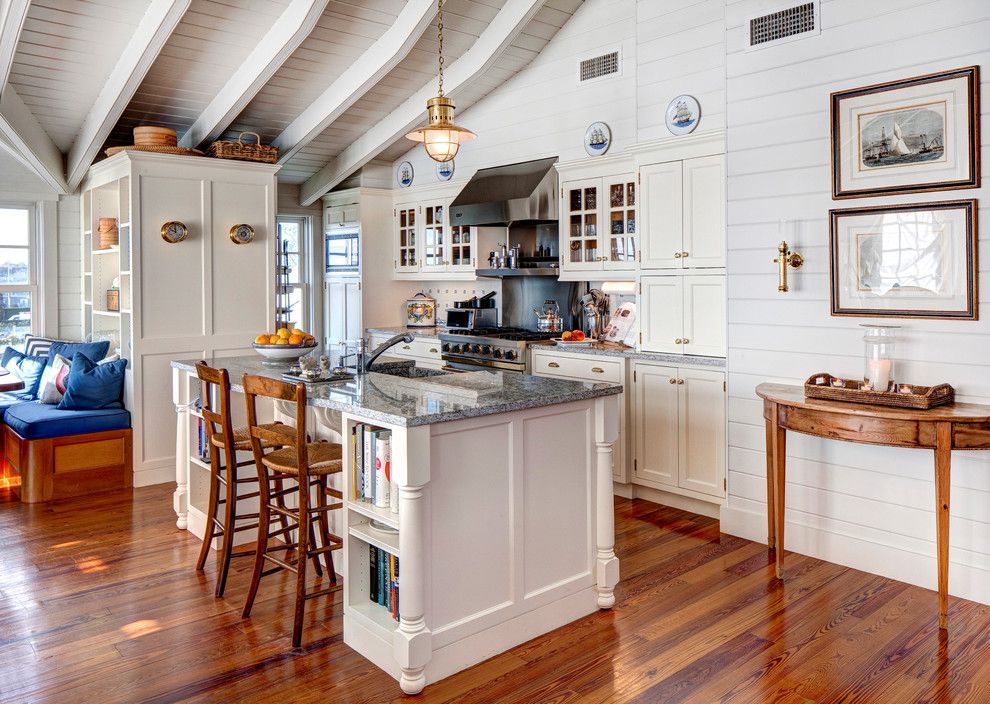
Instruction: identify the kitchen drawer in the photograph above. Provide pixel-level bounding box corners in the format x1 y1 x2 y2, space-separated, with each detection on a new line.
370 334 441 362
531 351 623 384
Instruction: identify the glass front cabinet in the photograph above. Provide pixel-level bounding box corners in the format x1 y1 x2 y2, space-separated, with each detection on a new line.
559 173 637 280
393 199 476 280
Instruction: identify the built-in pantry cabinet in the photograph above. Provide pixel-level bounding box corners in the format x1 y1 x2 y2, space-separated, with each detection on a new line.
638 155 725 270
638 275 726 357
631 362 726 500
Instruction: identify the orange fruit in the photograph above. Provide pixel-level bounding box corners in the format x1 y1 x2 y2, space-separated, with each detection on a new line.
276 327 290 339
269 334 280 344
288 334 303 345
275 338 289 345
291 328 305 337
254 334 269 345
561 331 572 340
572 330 586 341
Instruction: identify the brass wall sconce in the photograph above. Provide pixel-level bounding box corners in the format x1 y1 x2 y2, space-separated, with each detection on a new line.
774 241 804 292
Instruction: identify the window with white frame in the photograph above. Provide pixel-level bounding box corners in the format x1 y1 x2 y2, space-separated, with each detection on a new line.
276 215 312 333
0 206 36 345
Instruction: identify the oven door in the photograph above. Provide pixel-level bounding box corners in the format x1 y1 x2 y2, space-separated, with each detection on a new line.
326 229 359 273
441 357 525 373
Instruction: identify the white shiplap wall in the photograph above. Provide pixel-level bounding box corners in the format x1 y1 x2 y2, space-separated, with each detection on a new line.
720 0 990 604
57 195 82 340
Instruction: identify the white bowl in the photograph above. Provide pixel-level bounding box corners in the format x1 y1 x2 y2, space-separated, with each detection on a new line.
252 343 317 363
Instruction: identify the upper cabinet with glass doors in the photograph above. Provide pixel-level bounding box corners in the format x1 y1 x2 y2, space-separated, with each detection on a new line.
557 163 638 280
393 199 477 280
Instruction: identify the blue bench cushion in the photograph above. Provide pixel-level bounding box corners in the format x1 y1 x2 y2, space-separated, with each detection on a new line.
0 392 34 420
4 402 131 440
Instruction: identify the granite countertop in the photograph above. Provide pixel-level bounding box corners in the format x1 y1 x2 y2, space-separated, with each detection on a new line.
171 356 621 428
529 341 727 369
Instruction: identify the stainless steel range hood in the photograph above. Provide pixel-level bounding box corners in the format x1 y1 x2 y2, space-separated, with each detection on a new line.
449 157 558 227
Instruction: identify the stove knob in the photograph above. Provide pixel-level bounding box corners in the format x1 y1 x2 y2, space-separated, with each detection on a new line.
470 344 481 353
493 349 503 359
452 344 463 354
505 350 517 361
441 342 451 352
481 345 492 355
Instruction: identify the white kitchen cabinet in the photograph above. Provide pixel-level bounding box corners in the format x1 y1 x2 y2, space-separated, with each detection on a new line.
325 278 362 346
639 155 724 270
639 275 725 357
558 173 638 280
631 361 725 500
324 202 359 230
393 199 476 280
530 348 628 482
367 332 443 369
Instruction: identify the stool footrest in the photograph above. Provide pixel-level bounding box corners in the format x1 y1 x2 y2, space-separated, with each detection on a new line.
305 582 344 599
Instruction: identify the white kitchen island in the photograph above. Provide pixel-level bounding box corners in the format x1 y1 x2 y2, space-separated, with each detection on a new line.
171 357 621 694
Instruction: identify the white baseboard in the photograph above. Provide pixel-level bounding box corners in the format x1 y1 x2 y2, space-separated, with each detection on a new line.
613 482 720 519
721 503 990 607
133 465 174 487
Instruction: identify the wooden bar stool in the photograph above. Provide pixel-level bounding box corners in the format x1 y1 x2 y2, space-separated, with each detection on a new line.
241 374 344 648
194 362 296 597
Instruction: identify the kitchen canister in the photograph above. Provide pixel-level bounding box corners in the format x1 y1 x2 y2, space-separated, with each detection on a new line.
405 291 437 327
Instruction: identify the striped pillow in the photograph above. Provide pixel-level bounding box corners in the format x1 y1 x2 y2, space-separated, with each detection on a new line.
23 335 68 359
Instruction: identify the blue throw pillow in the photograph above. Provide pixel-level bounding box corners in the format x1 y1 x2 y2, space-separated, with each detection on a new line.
2 347 47 398
47 340 111 368
57 352 127 411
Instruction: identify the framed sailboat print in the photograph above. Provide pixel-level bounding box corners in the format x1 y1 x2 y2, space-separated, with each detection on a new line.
830 66 980 199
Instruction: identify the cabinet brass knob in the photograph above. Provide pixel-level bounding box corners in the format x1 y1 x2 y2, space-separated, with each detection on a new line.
681 251 689 258
668 378 676 384
548 362 560 368
675 338 683 344
677 378 685 385
402 345 412 350
674 252 682 258
430 348 438 353
591 367 604 374
682 338 690 344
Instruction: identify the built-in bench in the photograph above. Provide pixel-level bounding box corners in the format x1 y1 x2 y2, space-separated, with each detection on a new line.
1 336 132 503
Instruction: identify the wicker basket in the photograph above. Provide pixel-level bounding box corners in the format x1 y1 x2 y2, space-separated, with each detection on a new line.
804 373 955 410
209 132 278 163
98 217 118 249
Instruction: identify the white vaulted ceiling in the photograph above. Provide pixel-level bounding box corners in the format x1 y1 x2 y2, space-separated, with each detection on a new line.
0 0 583 201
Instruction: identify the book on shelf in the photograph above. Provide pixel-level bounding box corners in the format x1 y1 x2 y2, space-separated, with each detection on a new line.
367 544 399 622
350 424 396 517
196 418 210 462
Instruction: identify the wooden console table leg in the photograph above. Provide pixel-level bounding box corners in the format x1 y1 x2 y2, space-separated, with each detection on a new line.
764 404 777 550
935 421 952 629
772 419 787 579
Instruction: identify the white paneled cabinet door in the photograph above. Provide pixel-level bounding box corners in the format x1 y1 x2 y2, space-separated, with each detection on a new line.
603 175 637 272
682 275 726 357
343 279 361 341
638 162 682 269
394 203 418 273
632 362 679 487
682 155 725 269
677 368 726 497
420 202 447 273
638 276 683 353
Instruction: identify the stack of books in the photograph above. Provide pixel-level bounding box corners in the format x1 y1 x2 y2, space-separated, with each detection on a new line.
196 417 210 462
369 546 399 621
350 424 398 514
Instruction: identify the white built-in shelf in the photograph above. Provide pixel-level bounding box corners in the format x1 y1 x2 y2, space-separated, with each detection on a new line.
93 310 120 318
346 499 399 531
349 520 400 556
83 300 93 306
93 247 120 256
348 600 399 637
120 271 131 275
189 456 210 470
120 308 132 314
119 221 131 228
84 272 92 276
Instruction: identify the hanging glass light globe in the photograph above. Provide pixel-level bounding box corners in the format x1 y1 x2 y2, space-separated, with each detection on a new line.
406 0 475 162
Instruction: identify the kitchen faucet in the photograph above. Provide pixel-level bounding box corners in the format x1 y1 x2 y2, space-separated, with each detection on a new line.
363 333 414 372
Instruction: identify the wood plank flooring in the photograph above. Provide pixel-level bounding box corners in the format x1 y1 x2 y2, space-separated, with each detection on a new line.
2 485 989 703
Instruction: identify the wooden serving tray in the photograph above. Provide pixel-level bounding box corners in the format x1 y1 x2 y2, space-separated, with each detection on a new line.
804 373 955 410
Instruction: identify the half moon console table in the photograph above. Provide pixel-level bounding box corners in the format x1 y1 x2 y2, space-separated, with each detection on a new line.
756 382 990 629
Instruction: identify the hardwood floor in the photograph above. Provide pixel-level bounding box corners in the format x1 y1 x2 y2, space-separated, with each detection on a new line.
2 486 989 703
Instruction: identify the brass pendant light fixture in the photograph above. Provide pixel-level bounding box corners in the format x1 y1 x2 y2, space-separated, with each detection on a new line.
405 0 476 162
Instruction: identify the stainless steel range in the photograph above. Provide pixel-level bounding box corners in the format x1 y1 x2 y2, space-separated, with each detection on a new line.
439 327 554 373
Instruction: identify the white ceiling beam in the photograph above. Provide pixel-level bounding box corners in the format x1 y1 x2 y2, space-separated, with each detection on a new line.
0 0 29 92
273 0 437 165
178 0 330 149
0 86 68 194
299 0 548 206
65 0 191 190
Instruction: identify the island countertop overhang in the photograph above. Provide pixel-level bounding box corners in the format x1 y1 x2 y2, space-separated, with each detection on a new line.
171 356 622 428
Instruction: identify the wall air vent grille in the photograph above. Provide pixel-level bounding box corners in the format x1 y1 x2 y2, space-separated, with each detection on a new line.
749 2 816 46
579 50 619 83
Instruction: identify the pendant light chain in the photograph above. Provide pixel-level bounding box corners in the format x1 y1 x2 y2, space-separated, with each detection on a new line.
437 0 445 97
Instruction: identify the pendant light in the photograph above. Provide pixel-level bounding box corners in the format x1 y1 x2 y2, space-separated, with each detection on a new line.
405 0 476 162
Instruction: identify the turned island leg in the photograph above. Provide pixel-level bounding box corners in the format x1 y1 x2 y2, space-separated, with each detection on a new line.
595 396 620 609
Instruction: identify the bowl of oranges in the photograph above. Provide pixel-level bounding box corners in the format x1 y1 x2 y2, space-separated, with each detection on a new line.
253 328 317 362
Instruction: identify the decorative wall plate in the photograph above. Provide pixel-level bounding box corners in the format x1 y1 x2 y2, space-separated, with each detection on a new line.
584 122 611 156
397 161 414 188
665 95 701 135
436 160 455 181
161 221 188 243
229 223 255 245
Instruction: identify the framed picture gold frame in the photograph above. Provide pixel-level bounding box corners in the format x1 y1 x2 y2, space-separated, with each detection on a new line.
829 200 978 320
830 66 980 199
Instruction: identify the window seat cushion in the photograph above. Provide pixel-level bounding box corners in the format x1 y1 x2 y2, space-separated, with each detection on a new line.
4 402 131 440
0 392 35 420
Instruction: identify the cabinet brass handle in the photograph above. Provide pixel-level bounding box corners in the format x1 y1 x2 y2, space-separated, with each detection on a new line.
677 378 685 385
682 338 690 344
402 345 412 350
675 338 683 344
591 367 604 373
430 348 438 353
681 251 689 258
674 252 682 258
668 378 676 384
548 362 560 368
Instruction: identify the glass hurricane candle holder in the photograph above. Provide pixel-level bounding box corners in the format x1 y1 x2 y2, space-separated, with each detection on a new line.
861 324 899 392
